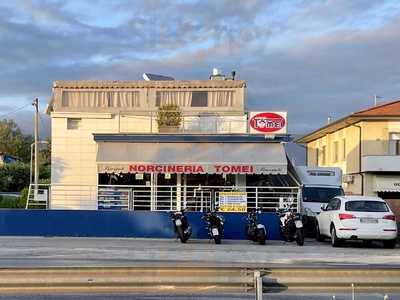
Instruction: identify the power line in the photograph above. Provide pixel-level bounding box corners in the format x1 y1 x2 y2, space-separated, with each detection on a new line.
0 103 31 119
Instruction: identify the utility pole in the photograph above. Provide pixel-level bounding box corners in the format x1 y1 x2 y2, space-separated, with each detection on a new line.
32 98 39 199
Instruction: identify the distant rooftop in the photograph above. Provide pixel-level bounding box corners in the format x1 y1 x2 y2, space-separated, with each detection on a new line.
297 99 400 143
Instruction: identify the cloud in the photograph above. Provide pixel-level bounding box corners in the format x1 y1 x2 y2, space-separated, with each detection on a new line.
0 0 399 135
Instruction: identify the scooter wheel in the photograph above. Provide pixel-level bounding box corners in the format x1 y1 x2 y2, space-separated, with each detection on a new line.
296 228 304 246
177 226 187 243
214 236 222 244
258 230 266 245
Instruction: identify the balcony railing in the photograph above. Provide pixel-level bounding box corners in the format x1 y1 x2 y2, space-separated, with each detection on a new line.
362 155 400 172
117 110 248 134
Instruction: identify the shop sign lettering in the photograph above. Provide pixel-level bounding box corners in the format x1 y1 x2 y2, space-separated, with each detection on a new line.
249 112 287 134
214 165 254 173
99 164 284 175
128 164 205 173
127 164 255 174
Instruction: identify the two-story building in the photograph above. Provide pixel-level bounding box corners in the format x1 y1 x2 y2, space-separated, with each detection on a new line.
297 100 400 219
43 75 297 212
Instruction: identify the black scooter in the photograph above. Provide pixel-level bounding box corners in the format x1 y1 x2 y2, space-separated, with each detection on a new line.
246 209 267 245
170 210 192 243
277 204 305 246
202 211 224 244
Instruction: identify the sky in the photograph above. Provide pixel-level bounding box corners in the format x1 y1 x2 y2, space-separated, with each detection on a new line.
1 0 400 137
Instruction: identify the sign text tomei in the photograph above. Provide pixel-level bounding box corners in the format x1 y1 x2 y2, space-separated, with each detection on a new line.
249 112 287 134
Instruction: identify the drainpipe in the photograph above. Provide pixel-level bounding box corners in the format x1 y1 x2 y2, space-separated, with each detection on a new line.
352 124 364 195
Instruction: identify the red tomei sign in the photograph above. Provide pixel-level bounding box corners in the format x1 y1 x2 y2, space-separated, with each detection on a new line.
249 112 287 134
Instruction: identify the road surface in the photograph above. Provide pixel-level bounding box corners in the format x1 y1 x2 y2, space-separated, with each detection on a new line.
0 236 398 267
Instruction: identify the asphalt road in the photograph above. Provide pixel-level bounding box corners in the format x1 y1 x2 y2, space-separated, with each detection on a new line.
0 236 398 267
0 294 398 300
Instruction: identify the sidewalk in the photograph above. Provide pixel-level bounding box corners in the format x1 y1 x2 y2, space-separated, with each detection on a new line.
0 236 398 268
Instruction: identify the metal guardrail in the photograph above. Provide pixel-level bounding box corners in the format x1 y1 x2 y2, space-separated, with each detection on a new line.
27 184 300 212
0 266 399 294
0 266 256 294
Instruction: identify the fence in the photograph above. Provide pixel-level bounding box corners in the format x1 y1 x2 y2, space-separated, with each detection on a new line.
118 110 248 134
27 184 300 212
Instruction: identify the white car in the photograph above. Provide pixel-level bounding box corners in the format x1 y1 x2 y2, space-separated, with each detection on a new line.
315 196 398 248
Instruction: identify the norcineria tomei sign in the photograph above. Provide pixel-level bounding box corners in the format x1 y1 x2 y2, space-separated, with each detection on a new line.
97 163 286 174
249 111 287 134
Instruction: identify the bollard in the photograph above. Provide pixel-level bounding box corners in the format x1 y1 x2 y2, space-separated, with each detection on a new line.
384 294 389 300
351 283 355 300
254 271 263 300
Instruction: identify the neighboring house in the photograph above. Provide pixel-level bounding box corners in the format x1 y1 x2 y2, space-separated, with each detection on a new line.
297 100 400 220
0 152 18 166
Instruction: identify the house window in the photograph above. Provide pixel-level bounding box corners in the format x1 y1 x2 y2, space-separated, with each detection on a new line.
321 145 326 165
155 90 234 107
342 139 346 161
389 133 400 155
155 91 192 107
191 91 208 107
333 141 339 162
317 146 326 166
62 91 140 108
67 118 81 130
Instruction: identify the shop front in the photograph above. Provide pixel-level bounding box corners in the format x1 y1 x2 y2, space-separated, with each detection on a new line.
94 134 298 213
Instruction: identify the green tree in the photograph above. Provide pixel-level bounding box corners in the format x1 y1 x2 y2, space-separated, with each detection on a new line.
0 163 30 192
0 119 33 163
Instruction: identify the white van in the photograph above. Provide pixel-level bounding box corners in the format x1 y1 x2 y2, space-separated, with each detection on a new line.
295 166 344 215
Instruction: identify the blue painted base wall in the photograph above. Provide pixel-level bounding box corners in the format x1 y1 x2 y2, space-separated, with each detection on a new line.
0 210 281 240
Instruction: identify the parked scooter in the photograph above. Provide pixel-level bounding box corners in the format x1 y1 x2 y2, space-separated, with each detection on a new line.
202 211 225 244
170 210 192 243
276 204 305 246
246 209 267 245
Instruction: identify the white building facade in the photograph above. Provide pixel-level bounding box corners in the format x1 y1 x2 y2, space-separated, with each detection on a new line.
45 78 296 211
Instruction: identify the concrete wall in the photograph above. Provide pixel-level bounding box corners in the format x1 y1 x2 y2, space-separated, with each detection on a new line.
51 112 120 209
0 210 281 240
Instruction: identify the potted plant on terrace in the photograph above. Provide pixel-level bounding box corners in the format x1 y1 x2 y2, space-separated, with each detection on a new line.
156 104 182 133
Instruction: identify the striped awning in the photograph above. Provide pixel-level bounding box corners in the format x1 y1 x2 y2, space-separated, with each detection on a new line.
373 176 400 192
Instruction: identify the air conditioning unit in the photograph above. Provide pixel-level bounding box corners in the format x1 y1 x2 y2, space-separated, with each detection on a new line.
343 174 354 183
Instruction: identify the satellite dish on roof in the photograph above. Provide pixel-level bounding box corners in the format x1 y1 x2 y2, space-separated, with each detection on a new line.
142 73 175 81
